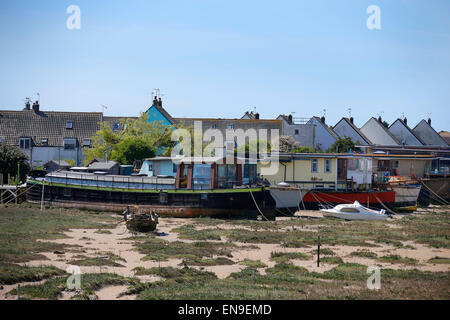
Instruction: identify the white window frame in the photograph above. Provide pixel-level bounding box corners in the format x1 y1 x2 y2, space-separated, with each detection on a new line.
19 138 31 149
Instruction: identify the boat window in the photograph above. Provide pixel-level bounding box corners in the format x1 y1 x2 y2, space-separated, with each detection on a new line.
324 159 331 173
217 164 237 189
311 159 318 173
193 164 211 190
340 208 360 213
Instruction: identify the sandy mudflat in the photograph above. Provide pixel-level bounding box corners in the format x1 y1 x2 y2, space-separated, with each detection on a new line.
1 207 449 300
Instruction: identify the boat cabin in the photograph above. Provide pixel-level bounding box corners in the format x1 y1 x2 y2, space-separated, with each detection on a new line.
175 157 258 190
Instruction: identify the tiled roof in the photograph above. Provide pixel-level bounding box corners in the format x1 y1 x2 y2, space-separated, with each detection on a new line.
0 109 102 147
88 161 118 170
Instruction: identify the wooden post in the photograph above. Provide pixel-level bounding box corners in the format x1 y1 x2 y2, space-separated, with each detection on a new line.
317 236 321 267
40 181 45 211
17 284 20 300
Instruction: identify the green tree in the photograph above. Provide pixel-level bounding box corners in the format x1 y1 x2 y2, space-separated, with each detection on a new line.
326 137 360 153
111 137 156 165
291 146 315 153
83 113 179 165
0 145 30 184
235 139 271 159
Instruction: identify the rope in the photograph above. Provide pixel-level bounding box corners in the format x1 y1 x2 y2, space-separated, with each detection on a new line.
268 189 296 216
373 194 396 215
420 181 449 205
247 186 269 221
1 182 40 205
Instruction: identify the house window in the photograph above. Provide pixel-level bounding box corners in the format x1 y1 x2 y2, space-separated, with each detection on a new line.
173 163 178 173
311 159 318 173
294 129 299 135
211 124 216 129
0 137 3 143
227 124 234 130
41 138 49 146
63 138 77 150
325 159 331 173
19 138 31 149
83 139 91 147
113 123 120 131
393 160 399 168
66 121 73 129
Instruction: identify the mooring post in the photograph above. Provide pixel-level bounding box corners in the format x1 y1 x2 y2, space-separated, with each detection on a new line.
17 284 20 300
317 235 321 267
40 180 45 211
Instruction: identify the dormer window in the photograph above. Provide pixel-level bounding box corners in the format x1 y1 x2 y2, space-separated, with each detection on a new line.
66 121 73 129
19 138 31 149
41 138 49 146
83 139 91 147
64 138 77 150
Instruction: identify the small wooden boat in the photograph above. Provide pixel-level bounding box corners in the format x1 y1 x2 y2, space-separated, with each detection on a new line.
124 206 159 232
320 201 389 221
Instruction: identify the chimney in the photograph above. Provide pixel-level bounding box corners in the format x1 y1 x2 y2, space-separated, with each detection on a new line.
32 100 39 113
255 113 259 120
428 118 431 125
158 97 162 106
378 116 382 123
350 117 354 124
24 100 31 110
321 116 325 124
288 114 293 123
404 117 407 125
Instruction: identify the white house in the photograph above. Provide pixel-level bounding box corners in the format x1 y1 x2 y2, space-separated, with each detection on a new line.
333 117 371 145
306 116 339 151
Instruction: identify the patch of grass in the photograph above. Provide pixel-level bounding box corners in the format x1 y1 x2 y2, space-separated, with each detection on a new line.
311 248 335 256
350 250 377 258
94 229 112 234
133 266 216 282
182 256 235 266
312 263 368 281
320 256 343 264
9 273 136 300
0 263 65 285
239 259 267 268
172 224 222 241
378 255 418 265
428 256 450 264
135 237 235 262
69 256 124 267
270 251 311 263
0 205 118 264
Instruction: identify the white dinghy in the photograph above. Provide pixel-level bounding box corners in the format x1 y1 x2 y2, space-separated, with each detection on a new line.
320 201 389 221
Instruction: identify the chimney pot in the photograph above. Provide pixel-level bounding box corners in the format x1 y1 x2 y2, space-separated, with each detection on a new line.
404 117 407 125
378 116 382 122
32 101 39 113
288 114 293 123
428 118 431 125
350 117 354 124
321 116 325 124
255 113 259 120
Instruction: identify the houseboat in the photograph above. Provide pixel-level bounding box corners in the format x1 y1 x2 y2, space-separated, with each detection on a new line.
26 157 277 220
258 153 426 211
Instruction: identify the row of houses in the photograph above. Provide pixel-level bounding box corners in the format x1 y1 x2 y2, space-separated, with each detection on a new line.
0 97 449 174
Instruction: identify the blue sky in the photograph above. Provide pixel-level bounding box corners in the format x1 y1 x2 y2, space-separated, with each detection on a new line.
0 0 449 131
